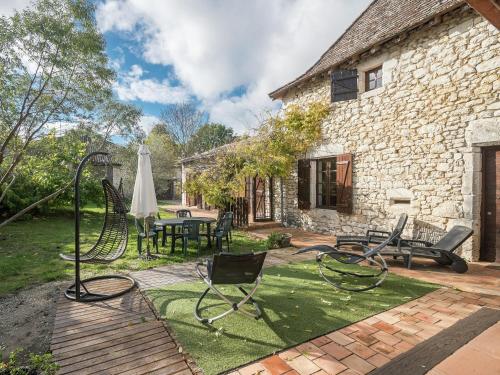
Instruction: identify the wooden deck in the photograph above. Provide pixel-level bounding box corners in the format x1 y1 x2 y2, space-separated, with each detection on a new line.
50 278 193 375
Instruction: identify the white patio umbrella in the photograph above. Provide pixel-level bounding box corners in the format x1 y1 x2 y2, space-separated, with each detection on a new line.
130 144 158 259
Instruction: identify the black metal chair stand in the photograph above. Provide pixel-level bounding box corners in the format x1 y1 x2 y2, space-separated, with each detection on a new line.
60 152 135 302
194 252 267 324
297 226 403 292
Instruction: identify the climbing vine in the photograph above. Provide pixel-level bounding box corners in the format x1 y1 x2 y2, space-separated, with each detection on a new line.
185 102 329 208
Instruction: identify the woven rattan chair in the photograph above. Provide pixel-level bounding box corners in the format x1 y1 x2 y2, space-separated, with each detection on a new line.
60 152 135 302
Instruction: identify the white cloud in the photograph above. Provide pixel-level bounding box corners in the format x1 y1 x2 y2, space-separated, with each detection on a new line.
96 0 371 133
138 115 161 134
114 64 190 104
0 0 31 16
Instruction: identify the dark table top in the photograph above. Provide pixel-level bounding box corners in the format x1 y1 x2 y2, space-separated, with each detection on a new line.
154 217 217 226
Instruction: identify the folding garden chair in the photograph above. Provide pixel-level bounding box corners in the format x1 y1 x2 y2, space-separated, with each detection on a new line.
297 224 403 292
194 252 267 324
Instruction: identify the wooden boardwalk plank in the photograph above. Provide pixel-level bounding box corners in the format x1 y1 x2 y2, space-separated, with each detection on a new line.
51 288 193 375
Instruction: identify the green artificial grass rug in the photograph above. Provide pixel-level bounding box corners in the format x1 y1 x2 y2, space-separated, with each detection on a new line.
147 260 438 375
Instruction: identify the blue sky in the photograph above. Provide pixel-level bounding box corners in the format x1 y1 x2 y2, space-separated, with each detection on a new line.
3 0 371 135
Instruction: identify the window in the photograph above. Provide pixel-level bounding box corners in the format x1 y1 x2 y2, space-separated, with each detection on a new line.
297 154 352 213
365 66 382 91
316 158 337 209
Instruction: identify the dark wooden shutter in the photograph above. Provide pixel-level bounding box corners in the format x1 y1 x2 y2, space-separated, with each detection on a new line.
331 69 358 102
336 153 352 213
297 159 311 210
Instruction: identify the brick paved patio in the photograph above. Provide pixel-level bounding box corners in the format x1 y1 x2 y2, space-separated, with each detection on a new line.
234 288 500 375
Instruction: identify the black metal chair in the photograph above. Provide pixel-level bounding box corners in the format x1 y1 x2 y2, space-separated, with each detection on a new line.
194 252 267 324
59 152 135 302
176 209 192 218
336 213 408 247
181 219 203 256
135 218 159 255
297 224 404 292
397 226 473 273
213 212 233 252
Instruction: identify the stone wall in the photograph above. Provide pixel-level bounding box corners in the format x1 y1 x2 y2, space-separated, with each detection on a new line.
275 6 500 261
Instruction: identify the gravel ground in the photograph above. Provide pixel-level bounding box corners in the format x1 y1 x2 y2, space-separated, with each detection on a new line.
0 281 67 361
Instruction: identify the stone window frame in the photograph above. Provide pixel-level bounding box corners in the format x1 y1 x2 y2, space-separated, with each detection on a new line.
357 53 392 96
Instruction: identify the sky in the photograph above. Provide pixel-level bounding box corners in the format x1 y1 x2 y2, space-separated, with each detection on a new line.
1 0 372 135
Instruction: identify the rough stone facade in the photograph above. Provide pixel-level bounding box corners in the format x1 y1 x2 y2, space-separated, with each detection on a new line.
273 7 500 261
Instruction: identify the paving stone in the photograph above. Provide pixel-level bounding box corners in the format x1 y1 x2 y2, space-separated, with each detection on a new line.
279 349 302 361
287 356 321 375
310 336 332 347
372 321 400 335
326 331 355 346
296 342 325 360
313 355 347 375
340 354 375 375
372 331 401 346
320 342 351 360
261 355 293 375
345 342 376 359
366 353 391 367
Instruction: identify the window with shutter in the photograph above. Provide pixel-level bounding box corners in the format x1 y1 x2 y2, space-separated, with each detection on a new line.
336 153 353 214
313 153 353 213
297 159 311 210
331 69 358 103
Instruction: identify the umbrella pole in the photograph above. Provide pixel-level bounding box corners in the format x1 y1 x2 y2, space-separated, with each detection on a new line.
145 217 152 259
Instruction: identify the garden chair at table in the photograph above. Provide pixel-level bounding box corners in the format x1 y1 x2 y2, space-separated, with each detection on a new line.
194 252 267 324
135 218 159 255
176 209 192 218
213 212 233 252
181 219 203 256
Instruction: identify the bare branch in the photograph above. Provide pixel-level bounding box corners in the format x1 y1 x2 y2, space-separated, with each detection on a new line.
0 175 16 205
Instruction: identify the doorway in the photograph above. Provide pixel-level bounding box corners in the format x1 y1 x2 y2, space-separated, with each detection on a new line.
253 176 273 221
481 147 500 262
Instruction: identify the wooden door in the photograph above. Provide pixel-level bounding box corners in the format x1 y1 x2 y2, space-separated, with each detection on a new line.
481 148 500 262
253 176 273 221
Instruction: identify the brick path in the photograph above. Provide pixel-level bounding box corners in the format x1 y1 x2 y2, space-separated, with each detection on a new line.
234 288 500 375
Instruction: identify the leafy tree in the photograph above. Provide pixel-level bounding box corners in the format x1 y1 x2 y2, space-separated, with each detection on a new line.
0 0 141 226
0 129 103 216
145 124 179 198
185 102 329 208
187 123 235 155
159 102 205 157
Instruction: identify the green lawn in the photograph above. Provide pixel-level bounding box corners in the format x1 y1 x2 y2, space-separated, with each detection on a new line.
0 206 266 296
148 260 439 375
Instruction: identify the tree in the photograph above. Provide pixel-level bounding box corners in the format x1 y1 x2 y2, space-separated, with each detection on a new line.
0 0 139 226
159 102 205 157
185 102 329 208
187 123 235 155
145 124 179 198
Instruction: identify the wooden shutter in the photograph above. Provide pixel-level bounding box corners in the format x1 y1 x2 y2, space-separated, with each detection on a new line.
331 69 358 102
336 153 352 214
297 159 311 210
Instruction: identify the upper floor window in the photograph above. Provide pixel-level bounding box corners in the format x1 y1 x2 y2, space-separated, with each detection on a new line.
365 66 382 91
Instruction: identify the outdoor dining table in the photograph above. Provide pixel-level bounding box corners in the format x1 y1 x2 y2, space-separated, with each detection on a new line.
154 217 217 254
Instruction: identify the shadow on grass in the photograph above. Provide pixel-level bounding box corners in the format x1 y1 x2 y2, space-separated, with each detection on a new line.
147 260 438 375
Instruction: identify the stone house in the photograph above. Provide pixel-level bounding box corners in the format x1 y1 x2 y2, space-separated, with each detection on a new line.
268 0 500 262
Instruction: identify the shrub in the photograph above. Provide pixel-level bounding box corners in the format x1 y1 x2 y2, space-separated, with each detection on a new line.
266 232 292 249
0 348 58 375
